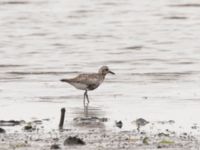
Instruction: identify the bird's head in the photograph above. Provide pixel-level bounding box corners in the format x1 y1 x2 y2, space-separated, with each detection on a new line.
98 66 115 76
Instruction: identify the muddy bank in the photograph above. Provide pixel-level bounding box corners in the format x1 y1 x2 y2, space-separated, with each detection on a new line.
0 118 200 150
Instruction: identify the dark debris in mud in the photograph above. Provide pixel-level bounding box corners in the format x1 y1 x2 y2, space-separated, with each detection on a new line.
135 118 149 126
50 144 60 149
0 128 6 134
158 132 170 137
23 125 36 132
115 120 123 128
135 118 149 131
64 136 85 146
142 137 149 145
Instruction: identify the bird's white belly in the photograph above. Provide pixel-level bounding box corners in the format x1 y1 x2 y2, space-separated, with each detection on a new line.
71 83 88 90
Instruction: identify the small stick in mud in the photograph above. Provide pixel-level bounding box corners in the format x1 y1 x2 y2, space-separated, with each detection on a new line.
59 108 65 129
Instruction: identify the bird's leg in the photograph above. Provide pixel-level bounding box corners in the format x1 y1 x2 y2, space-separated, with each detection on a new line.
85 90 90 104
83 91 86 107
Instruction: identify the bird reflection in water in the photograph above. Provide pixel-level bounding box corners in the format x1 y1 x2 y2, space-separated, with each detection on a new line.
84 102 89 117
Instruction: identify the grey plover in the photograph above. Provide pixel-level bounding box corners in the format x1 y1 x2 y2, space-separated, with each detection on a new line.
60 66 115 105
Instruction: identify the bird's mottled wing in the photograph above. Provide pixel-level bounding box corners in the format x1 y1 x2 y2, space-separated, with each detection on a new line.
71 73 100 85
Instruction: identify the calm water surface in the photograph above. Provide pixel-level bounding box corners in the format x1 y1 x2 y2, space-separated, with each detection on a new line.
0 0 200 132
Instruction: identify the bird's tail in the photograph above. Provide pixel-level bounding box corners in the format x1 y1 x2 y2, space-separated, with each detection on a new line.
60 79 70 82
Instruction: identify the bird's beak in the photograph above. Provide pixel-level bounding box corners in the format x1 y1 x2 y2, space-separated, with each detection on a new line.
109 70 115 75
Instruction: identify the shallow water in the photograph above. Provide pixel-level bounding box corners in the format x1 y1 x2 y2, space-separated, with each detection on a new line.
0 0 200 133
